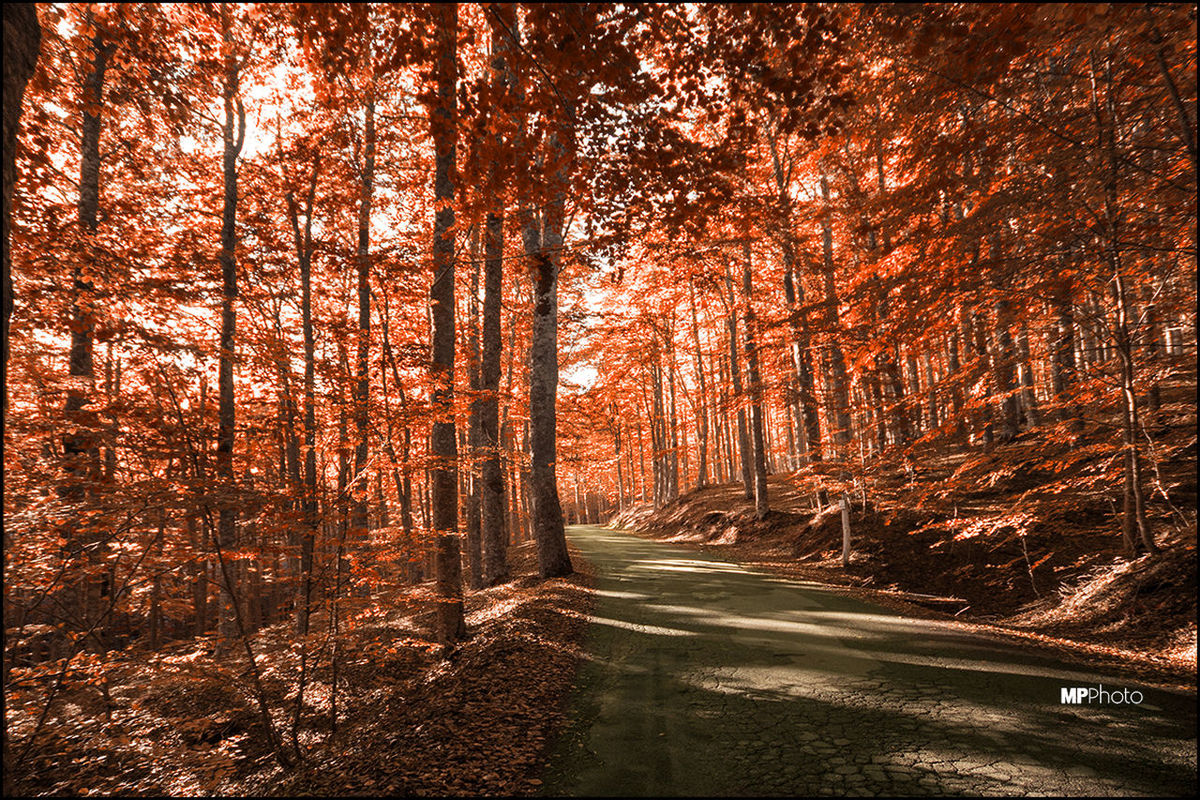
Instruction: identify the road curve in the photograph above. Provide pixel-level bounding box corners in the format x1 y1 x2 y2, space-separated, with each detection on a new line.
542 526 1197 797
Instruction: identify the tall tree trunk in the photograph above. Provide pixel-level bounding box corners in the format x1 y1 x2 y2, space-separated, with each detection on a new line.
465 225 483 590
687 281 709 487
971 309 996 449
818 165 852 456
947 329 964 436
1016 319 1039 429
725 262 753 500
3 4 41 426
60 22 110 649
1095 53 1156 556
519 419 532 543
991 294 1020 441
380 308 417 582
766 120 821 463
521 46 573 579
286 150 319 634
922 351 939 433
635 412 647 502
479 4 512 587
706 337 727 483
742 241 769 519
666 321 680 500
612 407 625 508
216 8 245 651
351 96 375 541
781 253 822 463
648 359 665 506
1049 277 1078 424
905 350 922 436
429 2 464 641
188 515 207 637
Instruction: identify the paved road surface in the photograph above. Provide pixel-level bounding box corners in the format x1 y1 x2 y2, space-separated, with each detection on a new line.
543 526 1197 796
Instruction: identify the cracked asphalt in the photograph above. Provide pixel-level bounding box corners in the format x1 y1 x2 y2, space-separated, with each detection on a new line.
542 526 1197 797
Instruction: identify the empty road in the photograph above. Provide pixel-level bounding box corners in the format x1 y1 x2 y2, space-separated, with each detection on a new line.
543 526 1197 796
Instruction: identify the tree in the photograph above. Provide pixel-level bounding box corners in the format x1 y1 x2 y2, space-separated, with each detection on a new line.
428 1 464 641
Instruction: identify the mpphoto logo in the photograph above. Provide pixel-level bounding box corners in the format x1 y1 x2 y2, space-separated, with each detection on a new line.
1060 685 1145 705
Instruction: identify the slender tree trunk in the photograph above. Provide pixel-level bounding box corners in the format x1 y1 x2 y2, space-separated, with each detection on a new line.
393 351 418 581
287 151 320 633
718 344 735 484
465 226 483 590
1140 281 1163 415
725 262 753 499
479 5 513 586
687 282 709 487
351 96 375 542
947 330 964 435
971 309 997 449
1095 52 1156 556
666 324 680 500
519 419 532 543
1049 278 1078 424
742 242 769 519
636 412 646 502
766 121 821 463
216 9 245 651
922 351 939 433
429 2 464 641
188 515 208 636
818 166 852 455
651 358 667 506
905 349 922 436
1016 319 1039 429
782 253 822 463
991 294 1020 441
59 23 111 650
612 408 625 509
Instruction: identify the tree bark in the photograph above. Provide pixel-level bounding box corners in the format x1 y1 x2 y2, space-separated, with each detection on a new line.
59 20 111 648
1049 277 1078 424
465 225 483 590
1015 319 1039 429
351 95 375 541
742 241 770 519
479 4 513 587
991 294 1021 441
216 7 245 651
286 149 319 635
520 25 573 578
818 165 852 455
766 125 821 463
429 2 464 641
725 261 753 500
687 281 709 487
3 4 41 424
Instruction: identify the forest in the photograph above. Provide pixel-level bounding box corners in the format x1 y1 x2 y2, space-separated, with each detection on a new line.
2 3 1196 796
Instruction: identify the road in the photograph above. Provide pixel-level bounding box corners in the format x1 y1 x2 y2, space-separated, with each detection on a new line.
542 526 1197 797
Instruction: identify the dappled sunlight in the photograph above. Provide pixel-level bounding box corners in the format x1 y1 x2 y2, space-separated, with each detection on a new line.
625 560 748 575
649 606 879 641
590 588 653 601
585 615 699 638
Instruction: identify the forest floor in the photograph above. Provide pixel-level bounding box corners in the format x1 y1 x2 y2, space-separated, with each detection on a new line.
610 418 1197 694
4 540 595 797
